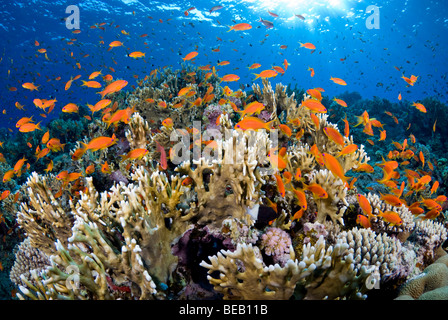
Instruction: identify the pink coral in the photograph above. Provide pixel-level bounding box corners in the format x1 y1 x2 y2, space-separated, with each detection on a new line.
260 227 291 257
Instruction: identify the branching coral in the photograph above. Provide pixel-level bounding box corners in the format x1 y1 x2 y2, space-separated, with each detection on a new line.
306 169 348 225
17 172 74 255
9 74 448 302
201 235 373 300
175 128 271 229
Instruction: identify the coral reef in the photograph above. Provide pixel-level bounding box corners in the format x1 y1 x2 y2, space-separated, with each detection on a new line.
5 68 448 301
396 253 448 300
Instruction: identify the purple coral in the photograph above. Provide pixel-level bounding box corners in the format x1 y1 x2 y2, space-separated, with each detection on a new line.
228 96 241 108
203 104 223 131
257 110 271 122
260 227 291 257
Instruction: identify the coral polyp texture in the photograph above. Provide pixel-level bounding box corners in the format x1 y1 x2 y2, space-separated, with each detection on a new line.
5 69 448 301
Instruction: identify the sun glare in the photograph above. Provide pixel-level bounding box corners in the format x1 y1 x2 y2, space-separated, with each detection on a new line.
247 0 347 11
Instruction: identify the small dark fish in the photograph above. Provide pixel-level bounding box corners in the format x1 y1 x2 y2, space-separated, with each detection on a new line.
209 5 223 13
256 206 277 224
259 17 273 29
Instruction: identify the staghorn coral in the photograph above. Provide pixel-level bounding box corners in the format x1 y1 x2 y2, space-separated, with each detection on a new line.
200 235 374 300
125 112 150 150
306 169 348 225
252 78 297 120
17 172 74 255
15 166 194 299
175 128 272 229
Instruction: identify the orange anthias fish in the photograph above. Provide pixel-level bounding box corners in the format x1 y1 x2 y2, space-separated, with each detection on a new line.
419 151 425 168
71 147 86 161
238 101 265 117
98 80 128 98
412 102 426 113
89 99 112 115
293 188 307 210
306 183 328 199
248 63 262 70
379 193 405 207
378 210 403 226
356 214 371 229
103 106 135 128
228 23 252 31
322 152 348 183
301 99 327 113
22 82 40 91
13 156 27 174
307 88 322 101
19 122 42 132
323 127 345 146
89 70 102 79
279 124 292 137
235 117 273 131
101 161 112 174
330 77 347 86
308 67 315 77
182 51 198 61
0 190 10 201
121 148 149 161
35 147 50 161
41 130 50 144
3 170 14 183
62 103 79 113
299 42 316 50
128 51 146 59
109 41 123 48
16 116 34 128
430 181 439 195
357 194 372 217
342 113 350 137
272 66 285 75
162 117 174 128
253 69 277 80
268 149 287 171
47 138 65 152
337 144 358 157
81 134 117 152
309 113 319 129
221 74 240 82
85 164 95 175
44 160 54 173
333 98 347 107
420 198 442 211
81 80 102 88
309 144 325 166
217 61 230 66
274 173 285 197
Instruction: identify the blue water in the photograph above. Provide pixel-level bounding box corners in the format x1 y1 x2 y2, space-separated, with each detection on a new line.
1 0 447 129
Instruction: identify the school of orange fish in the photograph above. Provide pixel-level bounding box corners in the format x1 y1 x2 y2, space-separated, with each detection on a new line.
2 5 446 241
